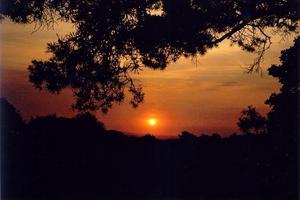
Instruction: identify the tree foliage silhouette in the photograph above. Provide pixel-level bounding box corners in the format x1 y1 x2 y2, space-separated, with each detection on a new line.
1 0 299 112
237 105 266 134
265 37 300 138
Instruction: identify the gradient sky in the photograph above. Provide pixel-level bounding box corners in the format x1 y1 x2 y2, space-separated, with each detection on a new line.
0 19 295 138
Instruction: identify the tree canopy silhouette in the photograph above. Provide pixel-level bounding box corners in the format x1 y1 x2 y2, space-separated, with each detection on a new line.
237 105 267 134
265 36 300 138
1 0 299 112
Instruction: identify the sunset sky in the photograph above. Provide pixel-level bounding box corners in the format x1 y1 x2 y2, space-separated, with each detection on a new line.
0 19 295 138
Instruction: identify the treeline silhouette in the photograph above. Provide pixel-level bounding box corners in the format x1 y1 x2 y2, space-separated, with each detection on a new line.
1 98 298 200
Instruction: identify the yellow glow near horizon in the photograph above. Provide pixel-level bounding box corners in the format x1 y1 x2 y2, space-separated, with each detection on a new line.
1 20 292 137
147 118 157 126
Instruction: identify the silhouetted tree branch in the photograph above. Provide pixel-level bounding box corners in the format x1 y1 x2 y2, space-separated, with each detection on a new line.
1 0 299 112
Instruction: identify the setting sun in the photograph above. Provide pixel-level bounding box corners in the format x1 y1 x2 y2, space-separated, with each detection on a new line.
147 118 157 126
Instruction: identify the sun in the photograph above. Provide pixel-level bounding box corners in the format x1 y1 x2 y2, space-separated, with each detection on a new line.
147 118 157 126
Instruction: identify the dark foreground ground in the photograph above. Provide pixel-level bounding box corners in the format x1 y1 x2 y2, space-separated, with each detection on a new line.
1 101 299 200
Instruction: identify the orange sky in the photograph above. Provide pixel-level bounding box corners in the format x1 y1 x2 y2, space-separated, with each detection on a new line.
0 19 295 138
